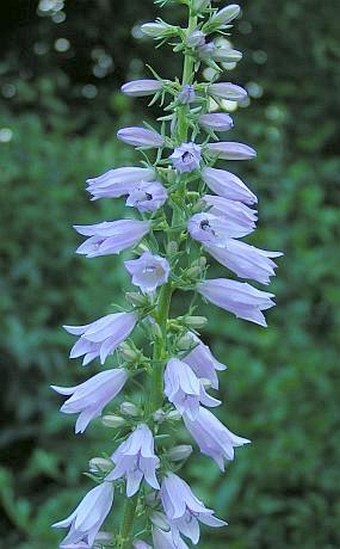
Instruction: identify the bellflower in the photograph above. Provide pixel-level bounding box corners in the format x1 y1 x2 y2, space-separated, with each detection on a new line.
199 112 234 132
152 523 189 549
86 167 155 200
184 407 250 470
205 141 257 160
170 142 202 173
124 251 170 293
198 278 276 326
164 358 220 420
183 333 226 390
74 219 150 258
121 79 162 97
188 211 255 246
64 311 137 365
202 166 258 205
205 240 283 284
212 47 243 63
160 473 225 544
126 180 168 213
178 84 196 104
51 369 128 433
187 30 206 48
208 82 247 102
202 194 258 227
52 482 114 548
106 424 160 497
117 127 164 148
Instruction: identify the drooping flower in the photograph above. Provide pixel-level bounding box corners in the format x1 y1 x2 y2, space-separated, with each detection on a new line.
51 369 128 433
164 358 220 420
106 424 160 497
170 142 202 173
160 473 226 544
204 240 283 284
197 278 276 326
202 194 258 228
86 167 155 200
199 112 234 132
183 407 250 470
152 521 189 549
126 180 168 213
117 127 164 148
183 332 226 390
52 482 114 548
64 312 137 366
188 211 255 245
74 219 150 258
205 141 256 160
178 84 196 104
121 79 162 97
124 252 170 293
202 167 258 205
208 82 247 102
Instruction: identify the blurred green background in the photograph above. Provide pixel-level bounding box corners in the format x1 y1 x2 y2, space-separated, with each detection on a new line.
1 0 339 547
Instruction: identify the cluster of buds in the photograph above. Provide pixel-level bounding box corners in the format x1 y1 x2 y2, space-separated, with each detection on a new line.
52 1 282 548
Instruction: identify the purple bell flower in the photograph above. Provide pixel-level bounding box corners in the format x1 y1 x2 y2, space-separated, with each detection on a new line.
51 369 128 433
187 29 206 48
170 142 202 173
202 193 258 227
152 523 189 549
160 473 226 544
126 180 168 213
205 141 256 160
205 240 283 285
164 358 220 420
197 278 276 327
188 210 255 245
74 219 150 258
117 127 164 148
133 541 152 549
124 252 170 293
183 407 250 470
199 112 234 132
86 167 155 200
209 82 248 102
64 312 137 366
121 79 162 97
106 424 160 497
183 332 226 390
178 84 196 104
202 167 258 205
52 482 114 548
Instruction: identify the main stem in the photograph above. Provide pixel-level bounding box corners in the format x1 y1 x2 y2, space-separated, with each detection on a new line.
118 6 196 548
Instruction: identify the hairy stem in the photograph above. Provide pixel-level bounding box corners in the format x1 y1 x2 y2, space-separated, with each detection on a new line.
118 495 139 549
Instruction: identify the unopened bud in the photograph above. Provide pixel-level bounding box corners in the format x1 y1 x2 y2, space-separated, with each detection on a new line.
101 414 126 428
89 457 113 473
150 512 170 531
211 5 241 27
126 292 148 307
168 444 193 462
167 410 181 421
177 333 195 351
193 0 211 12
213 48 243 63
187 30 206 48
184 316 208 329
141 21 178 39
186 257 207 278
153 409 167 423
120 402 139 417
119 343 140 363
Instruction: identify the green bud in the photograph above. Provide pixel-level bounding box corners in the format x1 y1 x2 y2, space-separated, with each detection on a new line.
120 401 139 417
126 292 148 307
212 5 241 26
186 256 207 278
167 410 181 421
119 343 140 363
184 316 208 329
153 409 167 423
168 444 193 462
177 333 195 351
101 414 126 428
141 21 179 39
213 48 243 63
89 457 113 473
193 0 211 13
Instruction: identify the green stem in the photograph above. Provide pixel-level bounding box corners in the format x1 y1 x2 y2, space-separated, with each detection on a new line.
118 5 195 548
118 495 139 549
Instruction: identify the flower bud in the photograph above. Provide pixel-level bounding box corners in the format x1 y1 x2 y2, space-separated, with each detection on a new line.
177 333 195 351
211 5 241 27
89 457 113 473
153 409 167 423
213 48 243 63
119 342 140 363
101 414 126 428
120 402 140 417
209 82 247 102
199 112 234 132
117 127 164 148
126 292 149 307
184 316 208 329
141 21 178 39
193 0 211 12
187 30 206 48
121 79 162 98
167 410 181 421
168 444 193 462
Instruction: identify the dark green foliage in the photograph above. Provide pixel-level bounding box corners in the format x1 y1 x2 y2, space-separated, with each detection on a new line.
0 0 339 547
